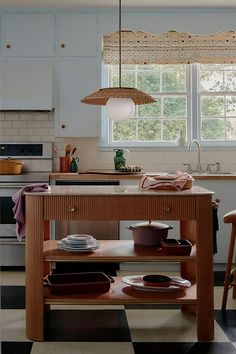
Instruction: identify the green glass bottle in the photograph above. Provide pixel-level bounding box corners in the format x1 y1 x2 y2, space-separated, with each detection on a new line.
70 157 78 173
114 149 126 170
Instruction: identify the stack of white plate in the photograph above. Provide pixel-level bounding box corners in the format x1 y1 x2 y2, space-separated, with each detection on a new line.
57 234 99 252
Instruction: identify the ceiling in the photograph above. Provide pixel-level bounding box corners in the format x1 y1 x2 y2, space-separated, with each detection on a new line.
0 0 236 9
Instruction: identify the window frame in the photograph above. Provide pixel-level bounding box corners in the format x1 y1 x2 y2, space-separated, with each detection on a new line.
196 63 236 147
100 63 236 149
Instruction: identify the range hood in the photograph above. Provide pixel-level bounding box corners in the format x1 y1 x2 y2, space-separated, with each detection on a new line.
0 61 53 111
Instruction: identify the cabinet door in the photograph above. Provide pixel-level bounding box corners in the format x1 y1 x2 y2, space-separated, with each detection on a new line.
0 61 53 110
55 59 100 137
56 13 97 56
3 14 55 57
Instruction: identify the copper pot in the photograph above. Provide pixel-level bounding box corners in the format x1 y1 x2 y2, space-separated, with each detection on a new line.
128 221 173 246
0 157 23 174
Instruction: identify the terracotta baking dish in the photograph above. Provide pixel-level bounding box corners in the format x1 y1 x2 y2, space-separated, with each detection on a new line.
160 239 192 255
0 158 23 174
44 272 114 295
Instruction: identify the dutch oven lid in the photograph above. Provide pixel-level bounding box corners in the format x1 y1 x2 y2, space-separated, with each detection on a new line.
0 157 23 164
129 221 172 230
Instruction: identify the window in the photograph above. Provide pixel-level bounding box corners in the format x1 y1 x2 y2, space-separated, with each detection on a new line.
102 63 236 147
199 64 236 142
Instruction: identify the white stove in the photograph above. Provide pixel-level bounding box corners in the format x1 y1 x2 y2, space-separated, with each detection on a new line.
0 142 52 267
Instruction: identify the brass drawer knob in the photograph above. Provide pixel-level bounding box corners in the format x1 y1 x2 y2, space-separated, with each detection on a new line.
60 43 66 48
163 205 171 213
69 206 76 212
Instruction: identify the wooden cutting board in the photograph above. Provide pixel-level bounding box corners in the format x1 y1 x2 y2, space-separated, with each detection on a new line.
87 169 143 175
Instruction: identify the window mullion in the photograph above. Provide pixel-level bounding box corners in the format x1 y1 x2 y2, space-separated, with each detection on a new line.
191 63 198 141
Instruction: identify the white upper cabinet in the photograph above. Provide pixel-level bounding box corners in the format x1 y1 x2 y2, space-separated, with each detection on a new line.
2 14 55 57
56 13 97 57
55 59 100 137
0 61 53 110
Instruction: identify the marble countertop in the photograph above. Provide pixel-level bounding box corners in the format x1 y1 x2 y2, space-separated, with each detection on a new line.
25 184 214 196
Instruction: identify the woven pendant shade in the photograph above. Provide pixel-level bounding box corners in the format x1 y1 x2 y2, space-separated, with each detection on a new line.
81 87 155 105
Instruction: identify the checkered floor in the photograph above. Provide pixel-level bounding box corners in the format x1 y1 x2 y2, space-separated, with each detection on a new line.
1 269 236 354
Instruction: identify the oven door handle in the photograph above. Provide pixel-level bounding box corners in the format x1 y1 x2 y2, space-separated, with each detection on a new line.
0 183 29 188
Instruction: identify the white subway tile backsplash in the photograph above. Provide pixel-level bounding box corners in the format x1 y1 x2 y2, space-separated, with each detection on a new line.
13 121 26 128
19 113 34 120
40 121 54 128
26 120 41 128
5 113 20 121
0 121 12 128
5 128 20 135
34 113 50 120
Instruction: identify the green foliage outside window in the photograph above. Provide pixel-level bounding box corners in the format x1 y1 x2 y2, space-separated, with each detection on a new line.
108 63 236 144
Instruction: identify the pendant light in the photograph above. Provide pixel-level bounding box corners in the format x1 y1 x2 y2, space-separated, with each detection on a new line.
80 0 155 121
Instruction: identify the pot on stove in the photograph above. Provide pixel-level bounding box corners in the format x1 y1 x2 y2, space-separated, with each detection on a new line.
0 157 23 175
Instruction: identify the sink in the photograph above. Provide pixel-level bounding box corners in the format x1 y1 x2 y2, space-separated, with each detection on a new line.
192 172 234 175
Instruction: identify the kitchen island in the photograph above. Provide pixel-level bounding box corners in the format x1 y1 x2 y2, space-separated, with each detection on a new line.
25 185 214 341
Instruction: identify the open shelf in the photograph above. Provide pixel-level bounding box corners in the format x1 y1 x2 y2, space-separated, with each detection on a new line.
44 276 196 305
43 240 196 263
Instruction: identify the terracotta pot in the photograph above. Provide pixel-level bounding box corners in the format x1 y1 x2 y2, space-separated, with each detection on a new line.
128 221 173 246
0 158 23 174
60 156 72 172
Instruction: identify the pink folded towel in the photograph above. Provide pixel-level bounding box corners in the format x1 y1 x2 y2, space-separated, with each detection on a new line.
12 183 50 241
139 172 193 191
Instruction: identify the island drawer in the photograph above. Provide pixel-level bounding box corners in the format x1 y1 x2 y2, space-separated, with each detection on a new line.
43 195 196 220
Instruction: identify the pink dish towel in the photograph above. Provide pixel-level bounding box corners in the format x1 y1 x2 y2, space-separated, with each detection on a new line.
12 183 50 241
139 172 193 191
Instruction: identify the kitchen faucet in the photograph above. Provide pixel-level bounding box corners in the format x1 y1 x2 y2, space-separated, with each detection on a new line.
187 139 202 173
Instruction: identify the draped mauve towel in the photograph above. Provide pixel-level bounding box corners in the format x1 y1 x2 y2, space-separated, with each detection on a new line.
12 183 50 241
139 171 194 191
212 200 219 254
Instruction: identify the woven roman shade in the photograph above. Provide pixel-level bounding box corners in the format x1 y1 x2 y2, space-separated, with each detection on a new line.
103 30 236 65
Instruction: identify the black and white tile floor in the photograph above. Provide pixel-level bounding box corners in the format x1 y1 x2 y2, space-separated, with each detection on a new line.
1 269 236 354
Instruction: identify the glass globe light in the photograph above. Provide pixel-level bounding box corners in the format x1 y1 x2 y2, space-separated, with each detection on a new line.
106 97 135 121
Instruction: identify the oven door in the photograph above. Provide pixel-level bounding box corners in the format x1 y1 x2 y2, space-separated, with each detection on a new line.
0 183 27 238
0 183 27 267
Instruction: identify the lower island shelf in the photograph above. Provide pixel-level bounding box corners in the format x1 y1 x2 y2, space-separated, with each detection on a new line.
43 240 196 306
44 277 196 305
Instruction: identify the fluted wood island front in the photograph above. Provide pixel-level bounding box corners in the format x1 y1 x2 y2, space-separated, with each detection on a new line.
25 185 214 341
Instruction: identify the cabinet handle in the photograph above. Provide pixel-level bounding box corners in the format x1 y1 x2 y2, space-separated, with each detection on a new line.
163 205 171 213
69 206 76 212
6 44 11 48
61 124 66 129
60 43 66 48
